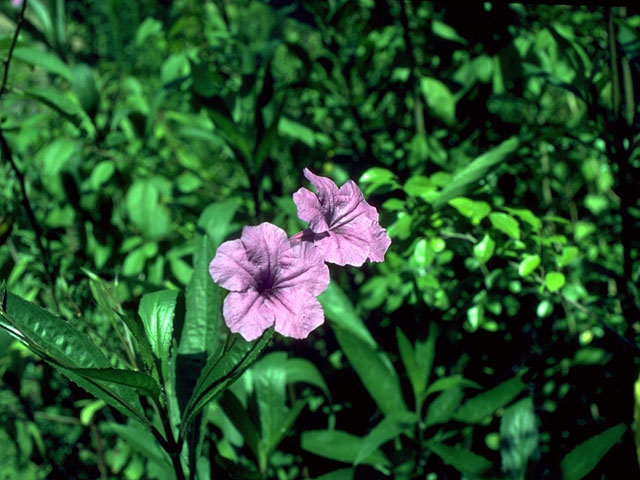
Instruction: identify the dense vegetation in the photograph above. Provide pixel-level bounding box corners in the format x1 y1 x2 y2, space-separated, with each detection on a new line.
1 1 639 479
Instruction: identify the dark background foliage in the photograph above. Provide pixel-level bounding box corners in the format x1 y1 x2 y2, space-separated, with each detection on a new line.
1 1 639 479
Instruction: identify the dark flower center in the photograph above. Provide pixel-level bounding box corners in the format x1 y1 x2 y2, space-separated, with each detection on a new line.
255 270 276 293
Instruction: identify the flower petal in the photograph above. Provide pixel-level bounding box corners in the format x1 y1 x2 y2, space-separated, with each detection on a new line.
275 240 330 295
209 238 258 292
315 216 374 267
368 223 392 262
222 290 275 341
293 187 330 232
240 223 289 272
272 290 325 339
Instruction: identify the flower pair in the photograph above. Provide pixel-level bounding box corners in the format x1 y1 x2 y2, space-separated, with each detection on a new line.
209 169 391 341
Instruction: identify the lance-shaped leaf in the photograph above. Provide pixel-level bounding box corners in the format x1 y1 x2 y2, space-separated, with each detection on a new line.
139 289 178 380
180 329 274 433
0 288 147 424
454 376 527 424
432 137 520 209
68 367 161 400
333 326 407 417
560 423 626 480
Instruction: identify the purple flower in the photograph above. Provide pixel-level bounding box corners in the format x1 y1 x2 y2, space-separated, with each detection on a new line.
12 0 24 7
293 168 391 266
209 222 330 341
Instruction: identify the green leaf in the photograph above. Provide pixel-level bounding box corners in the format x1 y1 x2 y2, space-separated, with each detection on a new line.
397 326 435 409
311 469 354 480
69 368 160 400
359 168 398 195
420 77 456 126
21 87 88 131
560 424 626 480
503 207 542 230
333 327 407 417
449 197 491 225
427 442 493 478
354 411 418 465
545 272 566 292
320 283 376 347
301 430 389 468
426 375 482 396
101 422 172 470
489 212 520 240
71 63 100 116
181 330 274 432
218 390 261 462
253 352 288 458
284 358 331 399
500 398 539 479
454 376 526 424
474 234 496 264
180 234 221 358
126 180 170 238
0 289 146 423
557 246 579 268
138 289 178 380
197 202 240 249
519 254 541 277
13 46 73 81
425 388 464 427
433 137 520 208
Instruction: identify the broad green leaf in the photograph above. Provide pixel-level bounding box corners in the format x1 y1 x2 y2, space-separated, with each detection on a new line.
138 289 178 380
449 197 491 225
354 411 418 465
503 207 542 230
284 358 331 399
420 77 456 126
13 46 73 81
545 272 566 292
333 327 407 416
71 64 100 116
301 430 389 468
413 239 434 267
489 212 520 240
0 290 146 423
519 254 541 277
560 424 625 480
425 388 464 427
181 330 274 432
454 376 526 424
278 117 316 147
432 19 467 45
557 246 579 268
359 168 399 195
427 442 493 478
253 352 288 457
320 283 375 347
197 202 240 249
69 367 160 400
433 137 520 208
474 234 496 264
126 180 171 238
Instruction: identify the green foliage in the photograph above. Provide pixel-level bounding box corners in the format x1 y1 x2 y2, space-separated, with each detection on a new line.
1 1 639 479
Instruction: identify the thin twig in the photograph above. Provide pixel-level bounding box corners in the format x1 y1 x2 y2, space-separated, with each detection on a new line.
0 0 27 101
0 0 60 311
